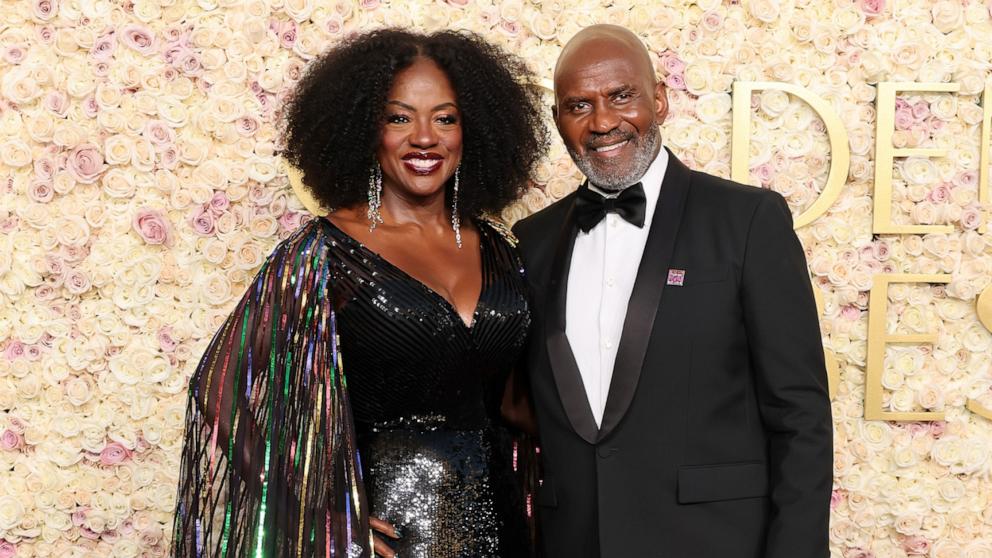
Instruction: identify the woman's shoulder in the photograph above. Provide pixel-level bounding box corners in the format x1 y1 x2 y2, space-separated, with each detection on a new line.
264 217 333 265
477 216 518 249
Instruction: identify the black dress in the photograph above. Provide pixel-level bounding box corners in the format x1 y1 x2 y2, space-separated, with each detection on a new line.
323 217 531 557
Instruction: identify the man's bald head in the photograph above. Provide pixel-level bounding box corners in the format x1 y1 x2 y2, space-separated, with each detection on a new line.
554 25 656 94
551 25 667 191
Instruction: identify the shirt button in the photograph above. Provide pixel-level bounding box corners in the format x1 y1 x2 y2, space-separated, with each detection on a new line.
608 217 618 228
606 276 616 287
604 340 614 349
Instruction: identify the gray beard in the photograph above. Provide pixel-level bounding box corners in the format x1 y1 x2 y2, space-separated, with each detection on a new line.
569 128 659 192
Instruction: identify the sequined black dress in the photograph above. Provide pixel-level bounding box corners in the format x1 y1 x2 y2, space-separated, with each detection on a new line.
324 217 531 557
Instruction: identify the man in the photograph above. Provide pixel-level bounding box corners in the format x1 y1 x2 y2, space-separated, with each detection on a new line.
512 25 832 557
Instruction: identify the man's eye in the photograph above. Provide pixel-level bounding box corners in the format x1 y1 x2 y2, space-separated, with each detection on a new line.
570 102 590 112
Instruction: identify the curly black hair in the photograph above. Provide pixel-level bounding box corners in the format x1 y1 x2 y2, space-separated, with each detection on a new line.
281 29 549 218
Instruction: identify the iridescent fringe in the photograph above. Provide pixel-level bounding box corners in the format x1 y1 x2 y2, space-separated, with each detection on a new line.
172 221 371 557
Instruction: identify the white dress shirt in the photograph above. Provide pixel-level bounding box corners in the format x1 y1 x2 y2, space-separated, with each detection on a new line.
565 148 669 427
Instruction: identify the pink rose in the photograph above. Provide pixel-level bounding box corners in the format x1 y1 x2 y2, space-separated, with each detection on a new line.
4 341 25 360
911 101 929 121
28 180 54 203
190 205 215 236
66 144 106 184
83 95 99 118
930 421 947 437
859 0 884 16
701 11 723 32
163 44 186 65
37 25 54 43
953 170 978 188
844 550 874 558
64 268 91 295
100 442 131 466
753 163 774 186
928 183 950 203
0 541 16 558
120 24 156 55
840 306 860 320
160 147 179 169
279 211 304 233
90 34 116 60
80 527 101 540
2 46 27 65
132 208 175 246
278 22 298 48
829 489 845 509
23 345 41 361
176 52 203 76
661 51 687 75
33 0 56 20
209 192 230 213
144 120 175 147
44 91 68 117
894 106 914 130
901 535 930 555
359 0 380 9
235 116 260 137
158 327 178 353
960 207 982 230
664 73 686 91
498 19 521 37
34 157 55 180
0 429 23 451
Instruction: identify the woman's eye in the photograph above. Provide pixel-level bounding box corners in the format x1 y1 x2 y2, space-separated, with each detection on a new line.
386 114 410 124
436 115 458 125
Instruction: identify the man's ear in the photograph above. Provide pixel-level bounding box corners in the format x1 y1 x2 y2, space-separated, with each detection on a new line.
654 81 669 124
551 103 559 127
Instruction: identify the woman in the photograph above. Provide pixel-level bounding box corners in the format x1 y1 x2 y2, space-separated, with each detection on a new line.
172 29 547 557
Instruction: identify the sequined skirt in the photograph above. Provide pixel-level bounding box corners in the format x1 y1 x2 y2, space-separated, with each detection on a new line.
360 421 521 558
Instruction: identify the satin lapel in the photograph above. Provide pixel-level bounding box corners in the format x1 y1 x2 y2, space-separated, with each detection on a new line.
545 191 600 444
597 151 692 442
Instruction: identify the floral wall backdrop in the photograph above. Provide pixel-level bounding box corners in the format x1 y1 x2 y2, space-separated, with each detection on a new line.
1 0 991 555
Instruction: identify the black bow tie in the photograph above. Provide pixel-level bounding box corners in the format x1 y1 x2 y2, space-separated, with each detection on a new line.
574 182 646 233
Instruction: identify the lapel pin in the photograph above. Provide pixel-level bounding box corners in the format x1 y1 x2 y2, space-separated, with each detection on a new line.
666 269 685 286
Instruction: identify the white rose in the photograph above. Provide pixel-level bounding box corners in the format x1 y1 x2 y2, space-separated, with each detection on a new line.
931 1 963 33
1 140 32 167
695 93 732 124
747 0 780 23
0 495 25 529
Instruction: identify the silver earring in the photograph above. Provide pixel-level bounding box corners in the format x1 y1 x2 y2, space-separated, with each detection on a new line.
451 166 462 249
367 162 383 231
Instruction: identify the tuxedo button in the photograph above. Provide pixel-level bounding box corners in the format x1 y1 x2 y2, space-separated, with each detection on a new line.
597 446 618 459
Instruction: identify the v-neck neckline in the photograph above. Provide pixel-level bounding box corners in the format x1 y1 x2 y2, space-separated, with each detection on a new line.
321 217 487 330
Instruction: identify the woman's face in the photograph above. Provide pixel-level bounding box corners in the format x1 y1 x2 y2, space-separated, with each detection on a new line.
376 57 463 203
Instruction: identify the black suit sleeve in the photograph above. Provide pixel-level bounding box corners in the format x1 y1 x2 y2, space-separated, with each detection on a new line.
741 191 832 558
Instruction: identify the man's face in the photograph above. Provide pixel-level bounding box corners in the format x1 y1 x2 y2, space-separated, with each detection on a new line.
553 45 668 191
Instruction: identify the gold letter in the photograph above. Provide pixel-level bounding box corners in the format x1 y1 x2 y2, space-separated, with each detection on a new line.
873 82 959 234
731 82 850 229
865 273 951 421
967 285 992 420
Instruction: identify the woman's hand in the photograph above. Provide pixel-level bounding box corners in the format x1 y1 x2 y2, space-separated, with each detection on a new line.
370 516 401 557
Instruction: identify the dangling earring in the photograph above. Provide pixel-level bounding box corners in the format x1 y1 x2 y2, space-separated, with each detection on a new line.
451 165 462 249
367 161 383 231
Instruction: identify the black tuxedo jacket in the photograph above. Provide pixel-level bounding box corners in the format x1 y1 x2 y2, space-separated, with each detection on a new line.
512 150 832 558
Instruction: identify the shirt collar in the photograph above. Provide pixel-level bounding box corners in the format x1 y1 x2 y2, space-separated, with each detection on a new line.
587 147 668 217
